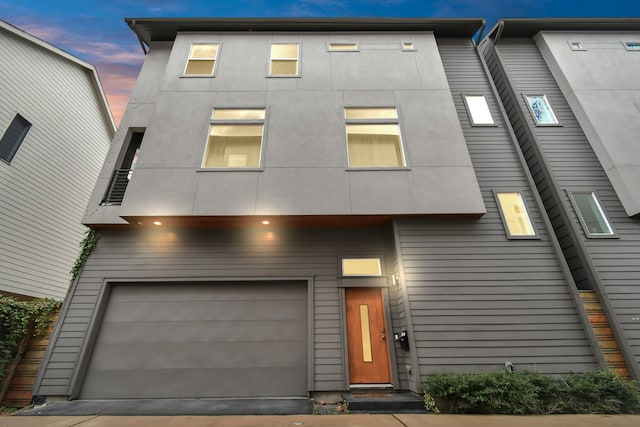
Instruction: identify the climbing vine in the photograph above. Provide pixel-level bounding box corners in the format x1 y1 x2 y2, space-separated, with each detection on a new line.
0 296 61 379
70 229 99 283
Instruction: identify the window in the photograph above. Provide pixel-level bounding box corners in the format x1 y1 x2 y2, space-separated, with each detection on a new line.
568 41 585 51
0 114 31 163
623 42 640 51
184 44 219 75
328 43 358 51
463 95 496 126
344 108 405 168
525 94 559 125
402 41 415 51
495 192 536 237
269 43 299 76
342 258 382 276
569 192 615 237
202 109 265 168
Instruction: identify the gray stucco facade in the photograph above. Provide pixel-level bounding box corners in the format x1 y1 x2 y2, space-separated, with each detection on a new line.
36 18 623 402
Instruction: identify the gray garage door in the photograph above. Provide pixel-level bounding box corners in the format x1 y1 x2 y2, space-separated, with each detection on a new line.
80 281 308 398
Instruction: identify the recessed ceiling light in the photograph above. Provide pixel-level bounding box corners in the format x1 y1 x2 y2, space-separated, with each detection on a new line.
262 220 270 225
153 221 162 226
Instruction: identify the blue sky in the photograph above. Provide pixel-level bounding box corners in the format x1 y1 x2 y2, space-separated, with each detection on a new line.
1 0 638 123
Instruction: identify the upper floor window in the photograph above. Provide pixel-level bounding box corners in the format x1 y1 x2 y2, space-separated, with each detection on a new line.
202 109 265 168
344 108 405 168
569 191 615 237
0 113 31 163
623 42 640 51
401 41 415 51
328 43 358 51
495 192 536 238
525 94 559 126
184 43 219 75
568 41 586 51
269 43 299 76
463 95 496 126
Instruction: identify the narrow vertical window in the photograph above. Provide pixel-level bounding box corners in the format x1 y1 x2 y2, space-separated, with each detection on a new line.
0 114 31 163
269 43 299 76
496 192 536 237
463 95 496 126
345 108 405 168
525 94 559 125
203 109 265 168
570 192 615 237
184 43 219 75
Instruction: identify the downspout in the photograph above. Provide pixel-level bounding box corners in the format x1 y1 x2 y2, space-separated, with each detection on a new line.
129 19 148 55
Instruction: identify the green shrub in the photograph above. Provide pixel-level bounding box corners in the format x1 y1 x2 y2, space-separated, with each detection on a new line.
423 370 640 414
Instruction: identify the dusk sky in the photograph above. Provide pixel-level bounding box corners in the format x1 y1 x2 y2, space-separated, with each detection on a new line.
1 1 638 124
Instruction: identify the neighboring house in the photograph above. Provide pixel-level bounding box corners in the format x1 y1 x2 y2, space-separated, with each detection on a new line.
0 20 115 301
481 18 640 381
33 18 633 403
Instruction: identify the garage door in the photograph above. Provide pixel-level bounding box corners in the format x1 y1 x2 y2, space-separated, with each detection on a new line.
80 281 308 398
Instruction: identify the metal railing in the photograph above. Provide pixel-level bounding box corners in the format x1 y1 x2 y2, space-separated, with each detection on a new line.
101 169 132 205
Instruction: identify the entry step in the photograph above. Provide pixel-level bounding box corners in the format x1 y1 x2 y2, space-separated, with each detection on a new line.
344 391 425 413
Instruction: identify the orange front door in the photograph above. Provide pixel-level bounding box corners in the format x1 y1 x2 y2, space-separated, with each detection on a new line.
345 287 392 385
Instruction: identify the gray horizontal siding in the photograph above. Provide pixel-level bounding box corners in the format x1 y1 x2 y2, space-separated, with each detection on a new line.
36 227 398 396
492 38 640 376
0 29 111 299
394 39 596 376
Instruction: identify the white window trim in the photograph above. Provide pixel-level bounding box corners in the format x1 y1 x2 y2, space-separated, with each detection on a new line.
622 41 640 51
183 43 220 77
200 107 266 170
344 106 408 170
523 94 561 127
494 190 538 239
327 42 359 52
462 94 497 126
567 191 617 238
268 42 301 77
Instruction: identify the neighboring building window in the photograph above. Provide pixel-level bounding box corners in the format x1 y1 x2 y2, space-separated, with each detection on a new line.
623 42 640 51
0 114 31 163
568 41 585 51
525 94 560 125
569 192 615 237
184 43 219 75
269 43 299 76
344 107 405 168
203 109 265 168
495 192 536 237
342 258 382 276
463 95 496 126
402 41 415 51
328 43 358 51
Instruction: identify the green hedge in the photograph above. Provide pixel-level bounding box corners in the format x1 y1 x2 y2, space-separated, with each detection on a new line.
423 370 640 414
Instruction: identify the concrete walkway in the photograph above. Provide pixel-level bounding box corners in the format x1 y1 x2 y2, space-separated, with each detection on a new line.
1 414 640 427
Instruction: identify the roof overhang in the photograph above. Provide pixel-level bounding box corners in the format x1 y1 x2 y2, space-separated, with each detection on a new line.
485 18 640 42
125 17 485 48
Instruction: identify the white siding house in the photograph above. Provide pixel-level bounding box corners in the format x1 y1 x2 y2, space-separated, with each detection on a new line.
0 20 115 300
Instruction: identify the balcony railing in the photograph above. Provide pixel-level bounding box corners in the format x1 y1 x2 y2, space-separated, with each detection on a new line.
101 169 132 205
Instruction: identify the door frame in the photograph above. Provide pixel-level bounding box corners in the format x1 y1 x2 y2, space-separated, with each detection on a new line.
341 285 399 390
